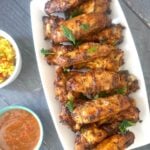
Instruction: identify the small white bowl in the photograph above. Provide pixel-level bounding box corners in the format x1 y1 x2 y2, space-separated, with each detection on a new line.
0 30 22 88
0 105 43 150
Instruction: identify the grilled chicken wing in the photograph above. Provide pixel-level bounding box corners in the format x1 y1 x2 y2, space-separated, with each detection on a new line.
60 99 139 130
72 95 131 126
75 105 139 150
67 0 111 18
46 45 73 66
46 43 115 67
43 16 65 40
55 67 68 103
82 24 124 45
43 16 123 45
72 49 124 71
94 132 134 150
66 70 139 96
45 0 85 14
51 13 110 43
54 67 81 103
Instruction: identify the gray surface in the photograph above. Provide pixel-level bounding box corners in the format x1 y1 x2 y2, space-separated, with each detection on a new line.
0 0 150 150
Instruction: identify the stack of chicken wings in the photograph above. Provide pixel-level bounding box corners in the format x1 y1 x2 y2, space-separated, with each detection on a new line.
42 0 140 149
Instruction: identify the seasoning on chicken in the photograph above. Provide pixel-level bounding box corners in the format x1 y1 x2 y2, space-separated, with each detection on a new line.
43 16 124 45
51 13 110 44
54 67 80 104
66 70 139 96
43 16 65 40
46 45 73 66
82 24 124 45
94 132 135 150
67 0 111 18
45 0 85 15
74 105 139 150
46 43 115 67
72 95 131 126
72 49 124 71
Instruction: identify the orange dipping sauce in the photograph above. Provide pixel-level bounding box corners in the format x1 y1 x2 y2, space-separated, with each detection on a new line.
0 109 40 150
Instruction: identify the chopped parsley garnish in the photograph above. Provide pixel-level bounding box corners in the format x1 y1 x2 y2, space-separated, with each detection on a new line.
99 92 109 97
69 9 83 19
94 92 109 99
119 120 135 134
61 25 76 45
66 97 74 112
115 87 127 95
87 46 97 53
41 48 54 56
94 94 99 99
80 23 90 31
63 68 70 73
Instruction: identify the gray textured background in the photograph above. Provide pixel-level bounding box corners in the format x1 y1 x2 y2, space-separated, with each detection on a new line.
0 0 150 149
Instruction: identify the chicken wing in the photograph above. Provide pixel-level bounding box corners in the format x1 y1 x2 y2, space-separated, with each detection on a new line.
72 49 124 71
43 16 65 40
72 95 131 126
45 0 85 14
51 13 110 43
94 132 134 150
46 45 73 66
54 67 81 103
66 70 139 96
67 0 111 18
43 16 123 45
81 24 124 45
75 105 139 150
46 43 115 67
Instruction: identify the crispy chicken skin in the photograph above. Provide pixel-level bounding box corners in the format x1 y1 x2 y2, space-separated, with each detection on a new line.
66 70 139 96
43 16 65 40
51 13 110 43
75 105 139 150
94 132 135 150
43 16 123 45
46 43 115 67
59 105 78 130
55 67 68 103
67 0 111 17
46 45 73 66
75 124 109 150
72 49 124 71
45 0 85 14
72 95 131 125
54 67 80 103
82 24 124 45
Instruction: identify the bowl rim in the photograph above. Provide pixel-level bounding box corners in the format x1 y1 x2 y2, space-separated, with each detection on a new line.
0 105 44 150
0 30 22 88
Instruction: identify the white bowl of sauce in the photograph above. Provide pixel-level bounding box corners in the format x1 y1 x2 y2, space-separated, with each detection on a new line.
0 106 43 150
0 30 22 88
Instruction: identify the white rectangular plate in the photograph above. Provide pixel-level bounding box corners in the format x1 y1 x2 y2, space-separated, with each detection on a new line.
30 0 150 149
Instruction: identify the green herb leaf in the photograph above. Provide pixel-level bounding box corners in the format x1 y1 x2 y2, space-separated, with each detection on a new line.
119 120 135 134
61 25 76 45
80 23 90 31
41 48 50 56
94 94 99 99
69 9 82 19
41 48 51 56
63 68 70 73
99 92 109 98
87 46 97 53
116 87 127 95
66 97 74 112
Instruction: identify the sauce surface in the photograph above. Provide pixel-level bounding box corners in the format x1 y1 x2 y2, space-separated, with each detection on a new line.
0 36 16 83
0 109 40 150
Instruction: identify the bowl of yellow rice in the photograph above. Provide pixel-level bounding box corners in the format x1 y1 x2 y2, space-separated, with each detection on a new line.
0 30 22 88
